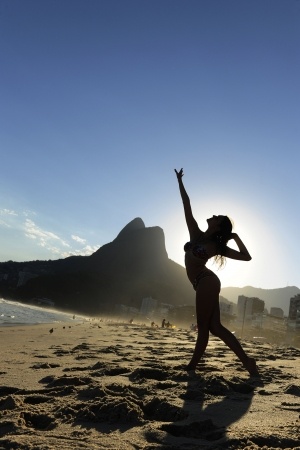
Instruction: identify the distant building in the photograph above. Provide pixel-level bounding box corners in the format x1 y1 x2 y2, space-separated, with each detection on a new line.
114 304 139 316
157 302 174 318
270 307 284 319
170 305 195 324
114 304 128 314
140 296 158 316
237 296 265 323
288 294 300 329
220 300 234 316
289 294 300 320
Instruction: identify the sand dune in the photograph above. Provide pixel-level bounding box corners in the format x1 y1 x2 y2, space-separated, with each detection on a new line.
0 321 299 449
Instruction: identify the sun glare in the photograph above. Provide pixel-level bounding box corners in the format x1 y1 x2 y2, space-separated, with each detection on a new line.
164 199 280 289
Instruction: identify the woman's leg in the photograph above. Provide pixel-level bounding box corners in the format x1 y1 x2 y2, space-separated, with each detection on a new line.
209 301 259 376
186 276 220 370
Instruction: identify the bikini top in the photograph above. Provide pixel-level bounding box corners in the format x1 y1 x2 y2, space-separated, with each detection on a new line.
184 241 209 262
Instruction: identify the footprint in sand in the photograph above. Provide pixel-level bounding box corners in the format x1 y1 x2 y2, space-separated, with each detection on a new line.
30 363 61 369
129 367 170 382
160 419 224 441
22 411 57 430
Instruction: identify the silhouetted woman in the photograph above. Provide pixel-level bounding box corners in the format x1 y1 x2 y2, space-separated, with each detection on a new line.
175 168 259 376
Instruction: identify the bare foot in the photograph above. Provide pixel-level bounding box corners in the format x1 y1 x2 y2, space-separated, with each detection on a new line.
244 357 260 377
185 363 196 371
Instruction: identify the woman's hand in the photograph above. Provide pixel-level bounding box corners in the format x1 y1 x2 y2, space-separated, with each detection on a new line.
175 168 184 180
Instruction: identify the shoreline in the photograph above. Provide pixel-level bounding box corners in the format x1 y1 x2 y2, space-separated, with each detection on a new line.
0 297 91 327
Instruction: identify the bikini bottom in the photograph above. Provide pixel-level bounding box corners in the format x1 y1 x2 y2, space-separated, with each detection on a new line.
192 268 220 291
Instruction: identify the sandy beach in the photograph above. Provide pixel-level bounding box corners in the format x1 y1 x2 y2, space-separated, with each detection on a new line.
0 320 299 450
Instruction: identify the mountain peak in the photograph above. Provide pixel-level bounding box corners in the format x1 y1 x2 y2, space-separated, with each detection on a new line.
115 217 145 240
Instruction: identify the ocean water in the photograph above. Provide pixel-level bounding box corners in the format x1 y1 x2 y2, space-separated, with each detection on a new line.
0 298 86 326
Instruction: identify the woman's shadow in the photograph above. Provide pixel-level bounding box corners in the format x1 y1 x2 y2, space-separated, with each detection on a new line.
146 362 263 447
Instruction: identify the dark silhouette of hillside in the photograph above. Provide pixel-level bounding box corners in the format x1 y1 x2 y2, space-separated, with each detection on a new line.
1 218 298 317
0 218 194 314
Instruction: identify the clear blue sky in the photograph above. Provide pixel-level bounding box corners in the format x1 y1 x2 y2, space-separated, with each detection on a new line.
1 0 299 289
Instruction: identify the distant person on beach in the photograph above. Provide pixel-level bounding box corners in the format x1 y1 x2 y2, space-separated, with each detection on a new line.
162 318 166 328
175 168 259 376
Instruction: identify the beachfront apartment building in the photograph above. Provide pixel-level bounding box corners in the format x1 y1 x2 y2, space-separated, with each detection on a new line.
288 294 300 329
236 295 265 325
219 300 234 316
270 307 284 318
140 296 158 316
289 294 300 320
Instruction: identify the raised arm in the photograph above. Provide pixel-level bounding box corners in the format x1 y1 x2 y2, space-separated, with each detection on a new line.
175 168 199 238
224 233 252 261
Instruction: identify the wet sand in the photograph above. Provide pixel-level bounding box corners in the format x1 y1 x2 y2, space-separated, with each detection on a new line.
0 320 299 449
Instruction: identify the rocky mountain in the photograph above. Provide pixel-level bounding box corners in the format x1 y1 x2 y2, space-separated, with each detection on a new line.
0 217 298 317
220 286 300 316
0 218 194 314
